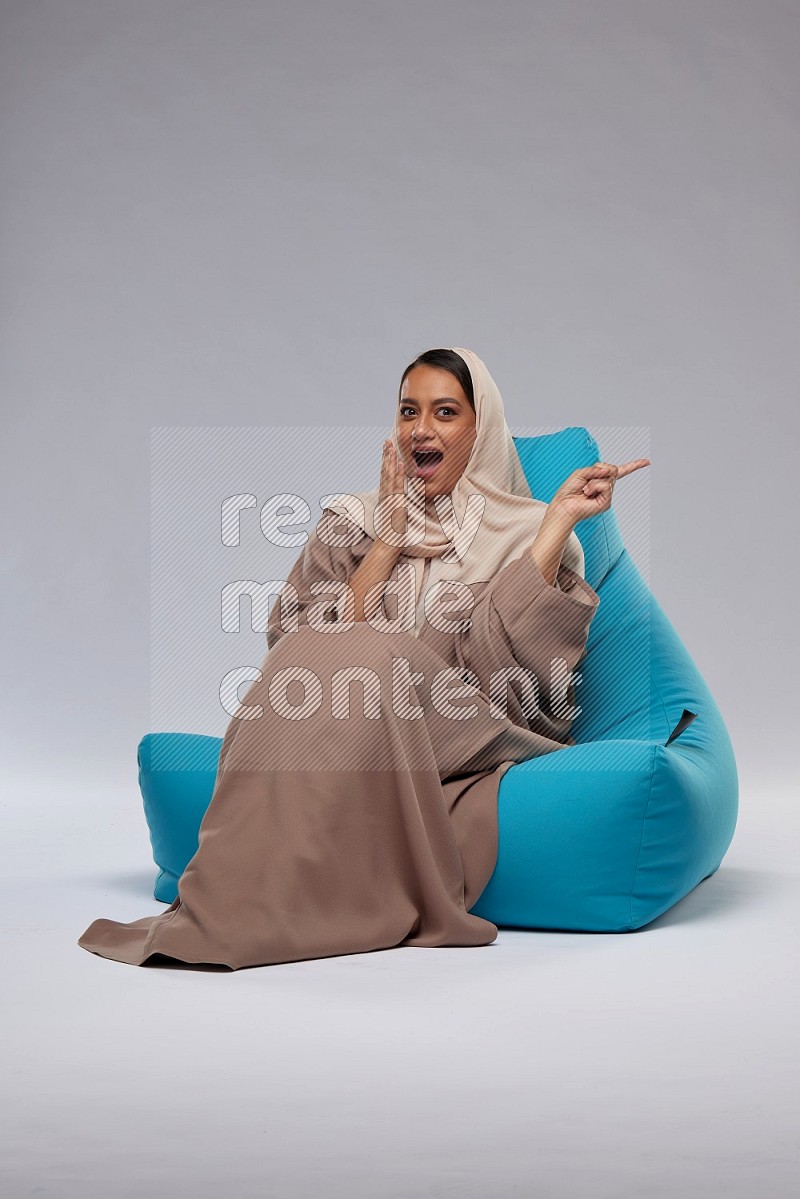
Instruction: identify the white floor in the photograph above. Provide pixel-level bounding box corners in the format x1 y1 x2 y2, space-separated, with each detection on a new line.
2 763 797 1199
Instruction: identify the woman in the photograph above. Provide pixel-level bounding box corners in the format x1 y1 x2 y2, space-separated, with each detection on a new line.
78 347 649 970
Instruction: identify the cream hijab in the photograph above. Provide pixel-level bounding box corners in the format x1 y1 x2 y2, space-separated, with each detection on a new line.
325 346 585 632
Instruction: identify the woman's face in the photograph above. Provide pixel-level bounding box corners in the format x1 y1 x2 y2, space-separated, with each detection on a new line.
396 365 477 497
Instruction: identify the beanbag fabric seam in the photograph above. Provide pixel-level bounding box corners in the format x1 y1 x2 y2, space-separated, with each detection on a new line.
629 743 659 930
649 647 673 741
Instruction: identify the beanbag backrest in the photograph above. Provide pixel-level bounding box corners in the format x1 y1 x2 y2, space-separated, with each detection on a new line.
469 431 738 930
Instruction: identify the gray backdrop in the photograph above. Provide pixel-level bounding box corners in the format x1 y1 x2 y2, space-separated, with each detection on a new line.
2 6 799 1199
2 2 797 777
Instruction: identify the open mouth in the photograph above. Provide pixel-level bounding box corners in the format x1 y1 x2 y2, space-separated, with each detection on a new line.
412 449 444 479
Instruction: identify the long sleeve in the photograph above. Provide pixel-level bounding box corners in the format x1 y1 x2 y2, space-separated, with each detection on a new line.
458 551 600 744
266 508 373 652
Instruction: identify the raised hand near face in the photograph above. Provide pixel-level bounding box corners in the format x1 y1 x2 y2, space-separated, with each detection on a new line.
377 438 410 544
549 458 651 527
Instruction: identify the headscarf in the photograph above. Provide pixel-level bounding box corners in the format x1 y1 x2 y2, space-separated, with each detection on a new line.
324 346 585 633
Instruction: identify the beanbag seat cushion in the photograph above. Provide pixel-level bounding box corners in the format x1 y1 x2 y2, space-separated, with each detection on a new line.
137 427 738 931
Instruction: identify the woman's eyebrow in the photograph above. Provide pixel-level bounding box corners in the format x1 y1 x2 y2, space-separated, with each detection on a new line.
399 396 463 405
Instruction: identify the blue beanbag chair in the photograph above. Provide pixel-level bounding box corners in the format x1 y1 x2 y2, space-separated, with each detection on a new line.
138 427 738 931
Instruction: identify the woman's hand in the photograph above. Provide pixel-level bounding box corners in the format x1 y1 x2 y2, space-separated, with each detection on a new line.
528 457 649 584
549 458 651 528
376 439 409 548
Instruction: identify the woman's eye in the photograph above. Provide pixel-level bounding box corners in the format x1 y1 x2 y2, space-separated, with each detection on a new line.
399 406 456 417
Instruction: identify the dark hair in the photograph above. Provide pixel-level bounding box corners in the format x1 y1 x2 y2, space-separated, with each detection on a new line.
397 348 475 411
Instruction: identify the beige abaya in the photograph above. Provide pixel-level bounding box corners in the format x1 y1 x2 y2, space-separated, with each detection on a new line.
78 509 599 969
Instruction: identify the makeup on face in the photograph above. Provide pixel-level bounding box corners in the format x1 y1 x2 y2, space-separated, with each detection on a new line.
396 366 477 496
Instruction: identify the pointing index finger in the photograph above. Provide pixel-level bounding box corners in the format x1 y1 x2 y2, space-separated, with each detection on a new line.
616 458 651 479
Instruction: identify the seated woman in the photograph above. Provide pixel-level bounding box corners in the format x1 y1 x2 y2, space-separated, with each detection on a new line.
78 346 649 970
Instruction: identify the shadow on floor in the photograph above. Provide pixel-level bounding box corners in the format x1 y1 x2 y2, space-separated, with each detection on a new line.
494 864 780 936
88 869 165 898
636 864 779 931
